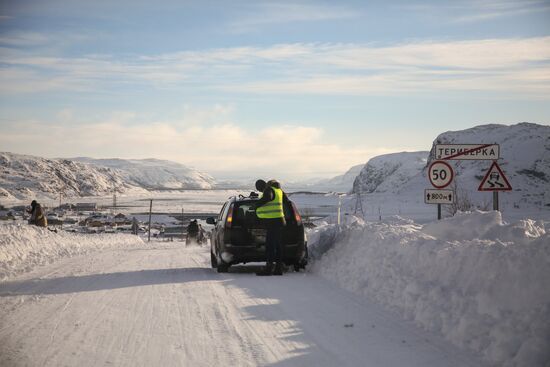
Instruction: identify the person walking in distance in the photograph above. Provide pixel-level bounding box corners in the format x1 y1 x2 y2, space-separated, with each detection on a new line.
131 217 139 235
254 179 289 276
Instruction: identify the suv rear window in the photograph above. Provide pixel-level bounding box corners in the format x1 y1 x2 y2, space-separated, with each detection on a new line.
232 200 296 228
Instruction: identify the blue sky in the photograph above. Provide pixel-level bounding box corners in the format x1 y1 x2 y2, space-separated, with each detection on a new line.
1 0 549 180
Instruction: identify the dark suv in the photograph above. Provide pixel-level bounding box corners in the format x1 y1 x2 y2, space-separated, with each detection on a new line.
206 193 308 273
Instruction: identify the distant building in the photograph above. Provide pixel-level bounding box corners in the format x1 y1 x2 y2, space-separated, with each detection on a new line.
75 203 97 211
0 210 15 220
59 203 74 210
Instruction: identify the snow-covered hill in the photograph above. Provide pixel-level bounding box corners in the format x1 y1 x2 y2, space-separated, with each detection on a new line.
72 157 215 190
0 152 145 199
0 153 216 200
352 152 428 194
352 123 550 211
428 122 550 208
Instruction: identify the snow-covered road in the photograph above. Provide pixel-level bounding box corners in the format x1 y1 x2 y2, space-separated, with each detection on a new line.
0 244 484 367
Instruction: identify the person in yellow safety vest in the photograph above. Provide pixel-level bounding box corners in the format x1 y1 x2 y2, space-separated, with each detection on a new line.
254 179 289 276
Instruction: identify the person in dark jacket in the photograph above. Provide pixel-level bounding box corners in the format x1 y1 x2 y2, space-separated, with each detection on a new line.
131 217 139 235
254 179 289 276
27 200 47 227
187 219 199 235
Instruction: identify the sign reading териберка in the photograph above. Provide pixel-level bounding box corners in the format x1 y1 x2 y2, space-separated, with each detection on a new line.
435 144 500 160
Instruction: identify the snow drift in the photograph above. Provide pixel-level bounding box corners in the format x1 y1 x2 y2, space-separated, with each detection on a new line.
309 211 550 367
0 223 144 280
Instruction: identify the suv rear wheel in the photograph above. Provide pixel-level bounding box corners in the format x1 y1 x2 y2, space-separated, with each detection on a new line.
211 251 218 268
217 262 229 273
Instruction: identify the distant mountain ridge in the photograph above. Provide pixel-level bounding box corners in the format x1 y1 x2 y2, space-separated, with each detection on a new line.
0 153 143 199
285 164 365 193
71 157 215 190
0 153 216 199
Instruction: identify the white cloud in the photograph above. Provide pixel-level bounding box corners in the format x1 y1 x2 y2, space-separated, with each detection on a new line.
227 3 358 33
399 0 550 24
452 0 550 23
1 37 549 98
0 31 50 46
0 111 378 180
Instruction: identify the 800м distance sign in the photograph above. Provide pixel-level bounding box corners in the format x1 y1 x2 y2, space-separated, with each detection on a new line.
425 189 455 204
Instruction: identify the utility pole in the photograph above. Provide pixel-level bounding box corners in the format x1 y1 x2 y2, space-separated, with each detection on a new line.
181 208 185 242
112 180 117 213
148 199 152 242
353 190 364 218
337 195 341 225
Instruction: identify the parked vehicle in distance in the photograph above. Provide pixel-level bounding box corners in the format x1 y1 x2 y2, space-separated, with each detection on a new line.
207 193 308 273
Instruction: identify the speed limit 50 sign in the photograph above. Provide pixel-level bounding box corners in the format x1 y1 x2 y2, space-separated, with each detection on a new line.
428 160 454 189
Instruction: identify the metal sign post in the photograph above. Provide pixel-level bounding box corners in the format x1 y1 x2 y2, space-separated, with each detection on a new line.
425 189 455 220
182 208 185 242
148 199 152 242
337 195 341 226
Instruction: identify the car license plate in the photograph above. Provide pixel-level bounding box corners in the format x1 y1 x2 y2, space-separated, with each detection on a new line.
251 229 266 243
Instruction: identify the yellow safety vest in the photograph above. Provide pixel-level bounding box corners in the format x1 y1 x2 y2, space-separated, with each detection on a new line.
256 187 284 219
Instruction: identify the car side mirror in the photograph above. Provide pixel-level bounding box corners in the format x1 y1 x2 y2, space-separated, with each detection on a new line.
206 217 216 225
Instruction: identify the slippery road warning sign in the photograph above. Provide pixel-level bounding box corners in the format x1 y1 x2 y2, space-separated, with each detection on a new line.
435 144 500 160
425 189 455 204
478 161 512 191
428 160 454 189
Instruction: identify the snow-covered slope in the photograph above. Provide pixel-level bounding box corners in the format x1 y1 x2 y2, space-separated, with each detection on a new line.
315 164 365 192
427 122 550 207
309 211 550 367
0 152 144 199
351 123 550 211
72 157 215 190
0 153 217 199
352 152 428 194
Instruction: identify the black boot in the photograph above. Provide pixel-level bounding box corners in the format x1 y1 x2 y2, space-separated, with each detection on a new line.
273 262 284 276
256 262 273 276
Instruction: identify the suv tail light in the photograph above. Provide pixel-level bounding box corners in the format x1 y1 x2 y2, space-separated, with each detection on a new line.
225 203 234 228
291 202 302 225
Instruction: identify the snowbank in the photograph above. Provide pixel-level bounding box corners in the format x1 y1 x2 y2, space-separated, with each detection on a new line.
0 223 144 280
309 211 550 367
